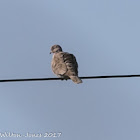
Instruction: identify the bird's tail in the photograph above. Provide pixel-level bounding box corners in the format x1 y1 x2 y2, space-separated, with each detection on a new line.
69 76 82 84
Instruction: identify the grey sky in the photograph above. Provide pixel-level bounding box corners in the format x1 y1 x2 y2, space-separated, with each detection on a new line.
0 0 140 140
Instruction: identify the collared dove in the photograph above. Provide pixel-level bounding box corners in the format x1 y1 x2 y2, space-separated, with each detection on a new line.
50 45 82 84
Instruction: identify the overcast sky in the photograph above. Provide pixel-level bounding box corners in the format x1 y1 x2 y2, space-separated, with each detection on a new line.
0 0 140 140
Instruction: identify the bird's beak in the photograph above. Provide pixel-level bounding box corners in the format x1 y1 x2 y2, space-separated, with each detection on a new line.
50 52 52 54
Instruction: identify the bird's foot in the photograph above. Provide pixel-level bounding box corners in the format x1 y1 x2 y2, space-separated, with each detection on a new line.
61 78 68 81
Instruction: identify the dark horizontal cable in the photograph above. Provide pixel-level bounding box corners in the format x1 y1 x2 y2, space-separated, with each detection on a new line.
0 74 140 83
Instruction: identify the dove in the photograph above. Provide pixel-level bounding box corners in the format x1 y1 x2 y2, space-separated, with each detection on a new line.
50 45 82 84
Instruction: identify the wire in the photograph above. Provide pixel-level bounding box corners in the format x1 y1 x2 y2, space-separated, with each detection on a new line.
0 74 140 83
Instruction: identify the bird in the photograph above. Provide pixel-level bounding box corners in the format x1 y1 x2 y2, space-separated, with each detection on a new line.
50 45 82 84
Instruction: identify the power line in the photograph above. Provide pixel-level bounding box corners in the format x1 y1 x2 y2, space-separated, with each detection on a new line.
0 74 140 83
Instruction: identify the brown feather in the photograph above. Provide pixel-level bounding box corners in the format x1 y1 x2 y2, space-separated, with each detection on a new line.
51 45 82 84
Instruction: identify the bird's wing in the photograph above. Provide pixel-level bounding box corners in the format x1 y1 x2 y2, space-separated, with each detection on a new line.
62 52 78 76
63 53 82 83
51 52 82 83
51 52 78 76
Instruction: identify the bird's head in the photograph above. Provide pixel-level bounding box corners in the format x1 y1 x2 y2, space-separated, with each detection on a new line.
50 45 63 54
